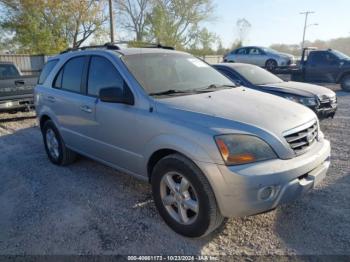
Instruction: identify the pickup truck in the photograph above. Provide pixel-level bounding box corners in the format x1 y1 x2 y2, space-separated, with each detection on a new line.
291 48 350 91
0 61 37 112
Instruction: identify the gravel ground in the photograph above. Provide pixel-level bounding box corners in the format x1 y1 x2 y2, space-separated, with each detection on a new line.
0 86 349 255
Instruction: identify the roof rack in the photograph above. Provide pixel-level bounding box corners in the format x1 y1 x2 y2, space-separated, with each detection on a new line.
60 41 174 54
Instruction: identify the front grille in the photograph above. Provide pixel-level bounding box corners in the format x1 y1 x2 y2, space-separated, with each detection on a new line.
284 121 318 154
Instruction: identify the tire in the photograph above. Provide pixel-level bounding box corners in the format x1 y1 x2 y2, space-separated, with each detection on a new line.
42 120 76 166
265 59 278 72
151 154 225 238
341 74 350 92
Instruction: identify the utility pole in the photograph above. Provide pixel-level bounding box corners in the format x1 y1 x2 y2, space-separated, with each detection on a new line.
300 11 315 49
108 0 116 43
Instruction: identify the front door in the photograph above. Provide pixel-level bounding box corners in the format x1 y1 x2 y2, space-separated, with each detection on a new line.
86 55 149 175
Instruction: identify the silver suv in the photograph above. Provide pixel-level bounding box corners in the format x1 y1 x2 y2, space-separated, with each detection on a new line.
35 44 330 238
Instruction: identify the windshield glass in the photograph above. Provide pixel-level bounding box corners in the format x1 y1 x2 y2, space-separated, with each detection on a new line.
234 64 283 85
332 50 350 60
122 52 234 95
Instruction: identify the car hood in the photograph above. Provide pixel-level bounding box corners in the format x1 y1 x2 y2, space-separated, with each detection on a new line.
155 87 316 140
258 81 336 98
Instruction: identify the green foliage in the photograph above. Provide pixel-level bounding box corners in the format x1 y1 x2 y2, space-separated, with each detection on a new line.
146 0 214 49
0 0 107 54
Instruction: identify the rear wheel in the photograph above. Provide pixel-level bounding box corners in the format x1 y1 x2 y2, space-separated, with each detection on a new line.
265 59 278 72
151 154 224 238
341 74 350 92
42 120 76 165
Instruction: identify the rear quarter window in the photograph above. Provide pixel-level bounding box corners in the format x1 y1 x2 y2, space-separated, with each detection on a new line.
38 59 58 84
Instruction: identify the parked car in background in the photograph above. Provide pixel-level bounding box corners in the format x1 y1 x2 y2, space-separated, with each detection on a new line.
36 43 330 238
291 47 350 92
224 46 295 71
0 61 37 113
213 63 337 119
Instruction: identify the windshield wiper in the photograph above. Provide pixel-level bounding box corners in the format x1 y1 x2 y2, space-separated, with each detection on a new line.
195 84 236 93
149 89 193 96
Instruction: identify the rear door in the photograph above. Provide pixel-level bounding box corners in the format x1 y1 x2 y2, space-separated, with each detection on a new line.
47 55 98 154
234 48 249 63
305 51 340 82
247 47 266 67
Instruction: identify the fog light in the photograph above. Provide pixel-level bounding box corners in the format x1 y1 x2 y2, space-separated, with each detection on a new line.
258 186 276 201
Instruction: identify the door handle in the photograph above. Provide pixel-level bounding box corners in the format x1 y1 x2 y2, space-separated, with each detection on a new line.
47 96 56 103
80 105 92 113
15 80 25 86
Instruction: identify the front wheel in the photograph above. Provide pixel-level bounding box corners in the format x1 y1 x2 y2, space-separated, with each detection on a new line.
265 59 278 72
151 154 224 238
341 75 350 92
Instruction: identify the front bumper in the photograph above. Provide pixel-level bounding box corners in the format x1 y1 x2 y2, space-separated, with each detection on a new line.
197 139 331 218
313 105 337 120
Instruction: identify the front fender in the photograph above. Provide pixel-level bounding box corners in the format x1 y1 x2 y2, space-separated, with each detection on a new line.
142 134 222 173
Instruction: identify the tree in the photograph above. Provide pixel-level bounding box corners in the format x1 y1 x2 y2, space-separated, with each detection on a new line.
0 0 107 54
216 38 230 56
66 0 108 48
236 18 251 45
147 0 214 48
115 0 152 42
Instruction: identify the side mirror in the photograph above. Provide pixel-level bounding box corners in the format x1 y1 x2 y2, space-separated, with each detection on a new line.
99 87 134 105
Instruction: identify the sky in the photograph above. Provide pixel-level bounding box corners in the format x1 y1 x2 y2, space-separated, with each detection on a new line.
206 0 350 48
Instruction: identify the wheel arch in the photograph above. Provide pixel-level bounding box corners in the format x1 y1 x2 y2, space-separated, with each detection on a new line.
144 134 220 182
337 71 350 84
39 114 52 131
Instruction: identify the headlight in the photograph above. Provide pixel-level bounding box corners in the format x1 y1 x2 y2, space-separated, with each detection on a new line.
299 97 317 106
284 95 299 103
214 135 277 166
284 95 317 106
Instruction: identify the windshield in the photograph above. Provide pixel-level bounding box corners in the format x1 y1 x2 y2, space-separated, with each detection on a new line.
234 64 283 85
332 50 350 60
122 52 234 96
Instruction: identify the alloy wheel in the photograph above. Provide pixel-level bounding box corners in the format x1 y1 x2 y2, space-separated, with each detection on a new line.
46 128 59 160
160 171 199 225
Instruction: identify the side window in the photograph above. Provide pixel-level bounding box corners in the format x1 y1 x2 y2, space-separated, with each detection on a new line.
38 59 58 84
0 64 20 78
249 48 261 55
88 56 124 97
53 56 86 92
237 48 247 55
309 52 337 64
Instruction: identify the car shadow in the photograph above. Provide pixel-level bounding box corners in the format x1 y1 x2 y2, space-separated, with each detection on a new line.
0 127 210 255
1 122 349 255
